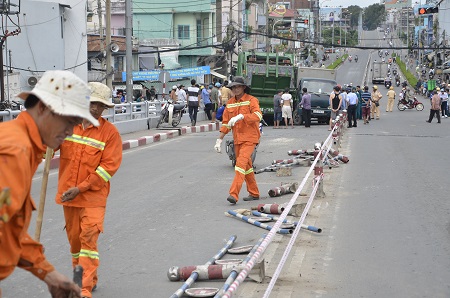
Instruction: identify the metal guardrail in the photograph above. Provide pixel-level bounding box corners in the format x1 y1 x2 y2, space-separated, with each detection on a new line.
0 100 183 123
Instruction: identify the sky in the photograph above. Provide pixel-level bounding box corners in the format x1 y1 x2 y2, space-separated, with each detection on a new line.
321 0 382 8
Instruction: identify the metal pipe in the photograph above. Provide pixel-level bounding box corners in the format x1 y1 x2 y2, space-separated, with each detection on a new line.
169 235 237 298
251 211 322 233
227 210 292 234
215 234 266 298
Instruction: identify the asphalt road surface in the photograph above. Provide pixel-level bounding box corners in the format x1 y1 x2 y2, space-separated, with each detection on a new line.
2 32 450 298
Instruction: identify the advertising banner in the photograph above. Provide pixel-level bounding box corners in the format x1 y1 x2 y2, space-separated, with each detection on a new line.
319 7 342 22
122 66 211 82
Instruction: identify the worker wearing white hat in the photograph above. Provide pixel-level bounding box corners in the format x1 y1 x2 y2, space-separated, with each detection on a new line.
0 70 97 297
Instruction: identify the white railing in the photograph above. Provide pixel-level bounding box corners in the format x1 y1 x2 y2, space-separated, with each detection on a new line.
0 100 180 123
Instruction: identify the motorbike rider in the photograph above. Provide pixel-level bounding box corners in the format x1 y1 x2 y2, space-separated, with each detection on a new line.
355 55 358 62
348 55 352 62
404 87 413 106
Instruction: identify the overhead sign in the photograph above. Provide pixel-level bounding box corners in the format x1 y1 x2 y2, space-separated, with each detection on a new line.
122 66 211 82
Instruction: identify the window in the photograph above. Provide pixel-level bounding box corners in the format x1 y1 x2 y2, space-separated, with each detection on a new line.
178 25 190 39
196 20 202 45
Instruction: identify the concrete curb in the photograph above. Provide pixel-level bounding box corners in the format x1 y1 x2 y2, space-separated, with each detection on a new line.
41 122 220 171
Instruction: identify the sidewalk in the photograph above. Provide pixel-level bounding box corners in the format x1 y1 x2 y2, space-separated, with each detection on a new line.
42 120 220 172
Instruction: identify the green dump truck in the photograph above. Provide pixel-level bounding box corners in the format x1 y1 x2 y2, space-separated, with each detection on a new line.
236 52 297 121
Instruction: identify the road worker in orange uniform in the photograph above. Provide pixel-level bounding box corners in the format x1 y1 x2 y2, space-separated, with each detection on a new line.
0 70 97 298
214 77 263 204
56 82 122 298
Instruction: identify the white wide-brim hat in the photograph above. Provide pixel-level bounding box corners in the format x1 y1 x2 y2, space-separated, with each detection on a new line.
17 70 99 126
88 82 114 107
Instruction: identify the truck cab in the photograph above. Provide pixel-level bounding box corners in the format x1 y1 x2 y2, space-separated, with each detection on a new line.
295 67 337 125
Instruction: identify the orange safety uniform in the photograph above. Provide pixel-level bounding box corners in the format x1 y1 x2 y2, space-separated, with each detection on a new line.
55 116 122 297
0 112 55 281
220 93 262 200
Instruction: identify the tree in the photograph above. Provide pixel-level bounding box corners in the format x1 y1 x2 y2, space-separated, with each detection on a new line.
363 4 386 31
346 5 363 29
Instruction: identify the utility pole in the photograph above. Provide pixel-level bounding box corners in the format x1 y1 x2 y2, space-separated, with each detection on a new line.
125 0 133 103
105 0 112 89
97 0 105 76
0 3 20 105
266 0 270 53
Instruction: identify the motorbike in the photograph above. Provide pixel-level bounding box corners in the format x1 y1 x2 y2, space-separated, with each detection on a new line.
224 118 266 167
225 140 258 167
395 79 401 87
156 99 186 128
397 96 424 111
384 79 392 89
354 56 358 63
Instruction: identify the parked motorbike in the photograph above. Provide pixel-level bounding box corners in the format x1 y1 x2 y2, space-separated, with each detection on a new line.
156 99 186 128
397 96 424 111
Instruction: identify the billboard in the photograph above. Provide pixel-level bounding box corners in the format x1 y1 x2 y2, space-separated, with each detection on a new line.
319 7 342 22
385 0 412 10
122 66 211 82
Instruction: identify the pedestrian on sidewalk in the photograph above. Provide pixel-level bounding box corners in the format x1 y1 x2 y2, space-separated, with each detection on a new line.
329 85 342 130
56 82 123 298
299 87 312 127
361 86 372 124
386 86 396 112
202 84 213 121
356 85 363 119
281 88 294 128
273 90 283 128
187 79 200 126
439 88 448 118
211 82 221 122
213 77 262 205
0 70 97 298
346 87 358 128
427 88 441 123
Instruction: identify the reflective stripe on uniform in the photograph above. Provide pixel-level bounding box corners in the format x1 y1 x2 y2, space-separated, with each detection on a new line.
254 111 263 120
96 166 112 182
79 249 99 260
65 134 106 150
71 252 80 259
235 166 254 175
227 101 251 108
235 166 246 174
222 123 231 129
245 168 254 175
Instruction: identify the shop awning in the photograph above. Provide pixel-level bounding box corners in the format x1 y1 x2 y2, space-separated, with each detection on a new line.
210 69 227 80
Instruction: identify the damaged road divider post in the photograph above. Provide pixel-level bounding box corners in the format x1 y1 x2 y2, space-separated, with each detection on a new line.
215 234 267 298
314 149 326 198
251 211 322 233
268 182 298 197
169 235 237 298
227 210 292 234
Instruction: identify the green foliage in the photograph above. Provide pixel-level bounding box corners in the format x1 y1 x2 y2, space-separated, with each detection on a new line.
363 4 386 30
346 6 363 29
327 54 349 69
393 53 418 87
